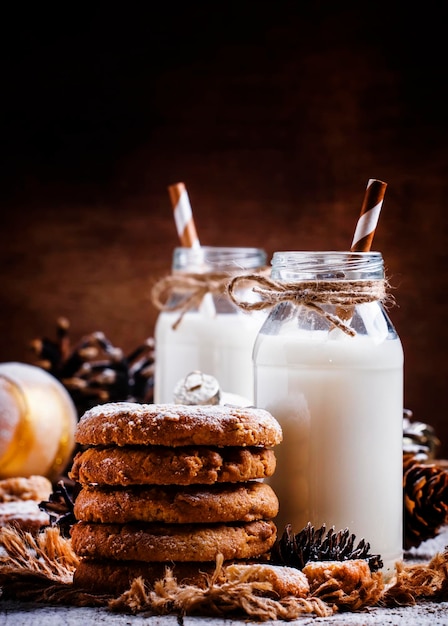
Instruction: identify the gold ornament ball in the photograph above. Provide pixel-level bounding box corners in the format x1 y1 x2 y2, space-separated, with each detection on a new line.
0 362 78 481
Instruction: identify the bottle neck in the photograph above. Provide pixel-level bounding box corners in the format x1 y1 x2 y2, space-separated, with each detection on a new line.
173 246 267 273
271 251 384 281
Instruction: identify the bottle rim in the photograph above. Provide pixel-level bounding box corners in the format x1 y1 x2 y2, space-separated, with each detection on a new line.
173 246 267 271
271 251 384 279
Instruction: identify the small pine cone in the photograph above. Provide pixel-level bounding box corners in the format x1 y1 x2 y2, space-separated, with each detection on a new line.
271 523 382 572
403 452 448 550
39 479 80 538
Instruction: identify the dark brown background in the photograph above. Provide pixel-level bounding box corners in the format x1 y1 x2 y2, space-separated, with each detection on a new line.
1 3 447 453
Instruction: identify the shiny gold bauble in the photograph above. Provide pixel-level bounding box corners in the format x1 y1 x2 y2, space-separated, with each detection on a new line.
0 362 78 481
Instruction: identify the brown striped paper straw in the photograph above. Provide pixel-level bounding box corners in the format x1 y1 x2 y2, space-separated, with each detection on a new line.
168 182 201 249
351 179 387 252
335 178 387 326
167 181 216 316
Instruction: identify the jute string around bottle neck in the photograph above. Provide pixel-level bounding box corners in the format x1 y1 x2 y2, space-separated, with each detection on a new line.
227 273 389 337
151 269 269 329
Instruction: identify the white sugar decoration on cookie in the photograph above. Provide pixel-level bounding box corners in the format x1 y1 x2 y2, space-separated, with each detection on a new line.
75 402 283 448
0 500 50 533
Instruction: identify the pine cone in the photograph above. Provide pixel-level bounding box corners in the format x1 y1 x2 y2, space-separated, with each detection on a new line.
30 318 155 416
39 479 80 538
403 409 441 459
403 452 448 550
270 522 383 572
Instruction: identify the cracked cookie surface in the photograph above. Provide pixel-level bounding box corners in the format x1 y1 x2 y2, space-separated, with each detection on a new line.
71 519 277 562
73 481 279 524
70 445 276 486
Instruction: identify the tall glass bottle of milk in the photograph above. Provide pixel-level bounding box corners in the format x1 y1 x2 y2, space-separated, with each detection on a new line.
253 251 404 573
154 246 267 404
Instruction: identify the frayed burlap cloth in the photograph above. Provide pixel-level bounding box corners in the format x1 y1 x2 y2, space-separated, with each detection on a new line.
1 526 447 621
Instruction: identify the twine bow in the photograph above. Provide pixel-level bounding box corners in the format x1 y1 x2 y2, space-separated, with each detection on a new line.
151 273 237 330
227 274 389 337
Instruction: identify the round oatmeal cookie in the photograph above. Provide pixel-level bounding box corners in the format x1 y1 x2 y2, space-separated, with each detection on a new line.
73 559 309 598
224 562 310 598
0 500 50 534
69 445 276 486
73 558 228 594
71 519 277 562
75 402 282 448
0 475 52 502
74 481 279 524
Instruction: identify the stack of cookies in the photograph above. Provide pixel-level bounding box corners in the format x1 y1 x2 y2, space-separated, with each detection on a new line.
69 402 283 593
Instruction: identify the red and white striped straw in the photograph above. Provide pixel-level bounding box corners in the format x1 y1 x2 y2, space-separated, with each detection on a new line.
351 179 388 252
168 182 200 249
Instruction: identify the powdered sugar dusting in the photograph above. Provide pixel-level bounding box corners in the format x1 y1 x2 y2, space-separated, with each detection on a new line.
0 500 50 524
76 402 282 448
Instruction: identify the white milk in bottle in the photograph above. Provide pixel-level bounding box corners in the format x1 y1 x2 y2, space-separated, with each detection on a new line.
252 252 404 574
153 246 267 404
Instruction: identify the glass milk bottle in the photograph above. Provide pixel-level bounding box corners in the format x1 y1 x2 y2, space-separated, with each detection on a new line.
153 246 267 404
253 251 404 573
